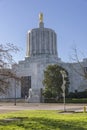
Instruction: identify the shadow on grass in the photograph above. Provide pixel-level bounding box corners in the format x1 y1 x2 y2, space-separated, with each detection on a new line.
0 117 86 130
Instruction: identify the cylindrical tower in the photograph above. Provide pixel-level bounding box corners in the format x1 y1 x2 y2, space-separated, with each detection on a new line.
26 13 58 58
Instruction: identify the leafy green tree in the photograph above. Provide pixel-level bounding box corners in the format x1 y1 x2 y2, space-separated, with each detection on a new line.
43 64 69 101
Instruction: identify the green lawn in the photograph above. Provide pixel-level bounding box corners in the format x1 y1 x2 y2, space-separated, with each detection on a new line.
0 110 87 130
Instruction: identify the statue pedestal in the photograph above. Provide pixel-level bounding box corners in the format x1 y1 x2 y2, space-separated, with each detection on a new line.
28 95 39 103
27 88 40 103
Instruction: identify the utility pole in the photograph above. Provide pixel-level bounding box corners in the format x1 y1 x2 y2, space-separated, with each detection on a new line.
14 79 16 106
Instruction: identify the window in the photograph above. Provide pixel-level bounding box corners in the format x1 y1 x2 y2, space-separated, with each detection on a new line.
21 76 31 98
84 67 87 73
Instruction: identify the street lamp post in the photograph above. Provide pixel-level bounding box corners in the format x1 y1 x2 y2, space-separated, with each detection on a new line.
14 79 16 106
60 70 67 112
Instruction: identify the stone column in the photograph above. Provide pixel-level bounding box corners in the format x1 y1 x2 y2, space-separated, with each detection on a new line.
49 31 52 54
30 32 32 56
53 33 57 55
44 31 46 54
52 32 57 55
36 31 39 55
26 32 31 57
34 31 37 55
26 33 29 57
51 32 54 55
47 31 49 53
55 34 58 55
39 31 41 54
53 33 55 55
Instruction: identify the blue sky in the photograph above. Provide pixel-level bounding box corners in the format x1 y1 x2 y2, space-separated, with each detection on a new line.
0 0 87 62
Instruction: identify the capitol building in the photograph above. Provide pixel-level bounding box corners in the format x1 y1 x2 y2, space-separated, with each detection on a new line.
2 13 87 102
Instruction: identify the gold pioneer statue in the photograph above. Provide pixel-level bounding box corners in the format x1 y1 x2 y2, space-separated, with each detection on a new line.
39 13 43 23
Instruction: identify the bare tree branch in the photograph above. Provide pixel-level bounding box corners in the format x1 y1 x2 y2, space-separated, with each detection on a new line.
70 46 87 79
0 43 20 94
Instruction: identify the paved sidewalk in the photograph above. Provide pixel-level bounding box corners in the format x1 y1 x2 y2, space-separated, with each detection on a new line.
0 103 86 113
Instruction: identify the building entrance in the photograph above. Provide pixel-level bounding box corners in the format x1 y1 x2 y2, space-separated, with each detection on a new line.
21 76 31 98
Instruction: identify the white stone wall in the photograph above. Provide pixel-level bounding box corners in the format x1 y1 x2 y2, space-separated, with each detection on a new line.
1 56 87 102
61 60 87 92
